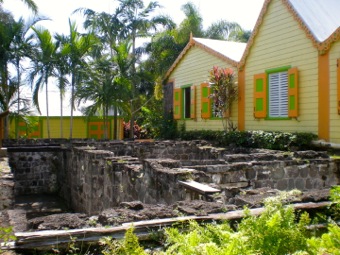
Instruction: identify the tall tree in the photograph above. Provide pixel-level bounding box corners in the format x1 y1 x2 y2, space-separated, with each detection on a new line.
28 27 57 138
0 9 16 138
10 16 44 138
145 1 249 80
77 7 125 139
117 0 173 138
54 33 70 138
62 20 96 139
0 0 37 14
76 44 131 139
176 2 204 41
0 9 36 138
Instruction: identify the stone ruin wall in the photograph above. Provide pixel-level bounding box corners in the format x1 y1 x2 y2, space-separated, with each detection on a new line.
3 140 340 214
7 150 62 196
0 155 14 210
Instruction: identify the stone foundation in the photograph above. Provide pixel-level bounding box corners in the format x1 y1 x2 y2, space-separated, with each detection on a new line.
3 140 340 215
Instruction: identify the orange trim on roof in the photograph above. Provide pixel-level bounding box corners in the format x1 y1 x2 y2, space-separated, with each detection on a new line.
164 38 239 81
239 0 340 69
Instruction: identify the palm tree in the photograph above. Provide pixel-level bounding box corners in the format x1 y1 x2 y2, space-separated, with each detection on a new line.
117 0 173 138
176 2 204 41
0 0 37 14
10 16 44 138
76 51 131 139
205 20 242 40
77 8 125 139
62 20 96 139
0 77 32 137
54 33 69 138
145 2 250 80
28 27 57 139
0 8 25 138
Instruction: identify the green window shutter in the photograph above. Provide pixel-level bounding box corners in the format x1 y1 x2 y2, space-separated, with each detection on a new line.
173 88 182 119
201 83 211 119
288 67 299 117
254 73 267 118
190 86 196 119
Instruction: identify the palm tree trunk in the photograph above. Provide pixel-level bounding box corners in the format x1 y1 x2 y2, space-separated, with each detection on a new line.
16 59 20 140
2 65 9 139
45 74 50 139
60 89 63 138
113 105 118 140
4 115 9 140
129 32 136 139
69 74 75 139
104 105 108 139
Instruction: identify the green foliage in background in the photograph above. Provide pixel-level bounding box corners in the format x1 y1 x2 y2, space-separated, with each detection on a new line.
178 130 318 151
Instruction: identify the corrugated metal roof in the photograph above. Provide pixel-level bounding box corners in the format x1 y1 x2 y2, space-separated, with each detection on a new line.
289 0 340 42
193 37 247 62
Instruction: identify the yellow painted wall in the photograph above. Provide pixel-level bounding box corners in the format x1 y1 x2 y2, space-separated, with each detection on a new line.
10 116 124 140
170 45 239 131
244 0 319 134
45 117 88 139
329 40 340 143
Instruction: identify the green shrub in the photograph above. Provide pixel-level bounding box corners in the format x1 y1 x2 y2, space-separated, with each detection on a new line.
307 224 340 255
0 226 16 245
178 130 317 151
100 227 146 255
161 196 311 255
159 112 178 139
239 196 311 255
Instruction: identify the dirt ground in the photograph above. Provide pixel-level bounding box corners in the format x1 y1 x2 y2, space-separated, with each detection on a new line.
0 187 330 232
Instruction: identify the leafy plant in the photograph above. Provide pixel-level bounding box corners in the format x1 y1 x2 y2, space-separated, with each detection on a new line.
239 196 311 255
100 227 146 255
123 121 143 139
208 66 238 131
161 196 311 255
307 224 340 255
0 226 16 246
0 226 16 254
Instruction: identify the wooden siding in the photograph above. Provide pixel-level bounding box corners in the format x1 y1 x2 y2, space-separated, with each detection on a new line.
329 40 340 143
244 0 318 134
170 46 239 131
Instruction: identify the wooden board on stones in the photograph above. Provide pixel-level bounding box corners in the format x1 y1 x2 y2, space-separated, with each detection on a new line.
1 201 331 251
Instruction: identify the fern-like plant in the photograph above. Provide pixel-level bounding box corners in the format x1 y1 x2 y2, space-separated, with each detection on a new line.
100 227 146 255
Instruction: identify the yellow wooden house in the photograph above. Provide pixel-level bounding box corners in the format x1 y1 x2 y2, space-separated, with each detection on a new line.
238 0 340 144
164 36 246 131
166 0 340 145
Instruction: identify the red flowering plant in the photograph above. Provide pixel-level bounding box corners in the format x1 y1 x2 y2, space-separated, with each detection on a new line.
208 66 238 131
